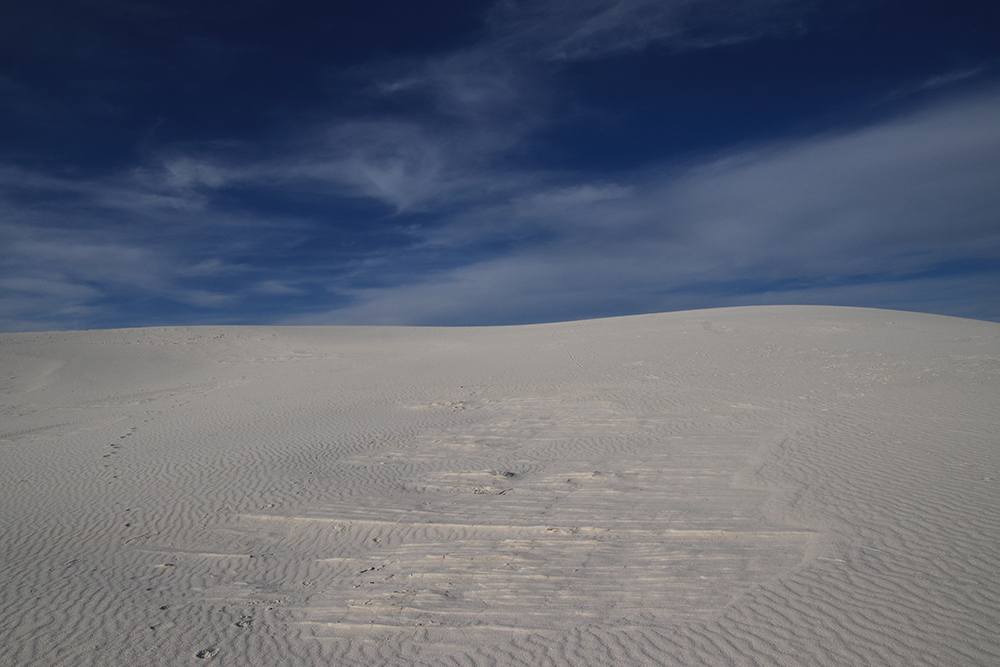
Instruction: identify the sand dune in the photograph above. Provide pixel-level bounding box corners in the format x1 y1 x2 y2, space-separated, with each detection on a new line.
1 306 998 666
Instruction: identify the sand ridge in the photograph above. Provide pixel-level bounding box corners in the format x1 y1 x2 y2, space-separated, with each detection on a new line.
1 306 998 665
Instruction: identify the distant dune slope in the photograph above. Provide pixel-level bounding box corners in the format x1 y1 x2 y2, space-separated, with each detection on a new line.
1 306 998 666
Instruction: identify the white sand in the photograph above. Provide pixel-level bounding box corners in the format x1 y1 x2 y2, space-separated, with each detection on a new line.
1 305 998 666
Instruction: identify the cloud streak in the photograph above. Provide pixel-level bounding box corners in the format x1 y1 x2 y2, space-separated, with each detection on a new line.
488 0 819 61
2 0 999 330
297 87 1000 324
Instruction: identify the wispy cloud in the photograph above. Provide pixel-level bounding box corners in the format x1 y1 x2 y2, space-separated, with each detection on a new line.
880 65 989 103
57 0 824 217
2 0 999 330
224 0 825 212
488 0 818 61
0 164 273 330
292 87 1000 324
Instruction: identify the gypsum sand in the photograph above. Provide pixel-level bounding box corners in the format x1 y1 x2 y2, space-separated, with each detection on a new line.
1 305 999 666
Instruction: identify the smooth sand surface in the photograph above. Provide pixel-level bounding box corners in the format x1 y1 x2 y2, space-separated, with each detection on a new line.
2 306 999 666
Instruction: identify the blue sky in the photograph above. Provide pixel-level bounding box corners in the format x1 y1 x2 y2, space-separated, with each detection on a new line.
2 0 999 330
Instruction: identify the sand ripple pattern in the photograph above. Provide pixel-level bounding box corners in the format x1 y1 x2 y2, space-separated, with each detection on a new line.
1 308 999 666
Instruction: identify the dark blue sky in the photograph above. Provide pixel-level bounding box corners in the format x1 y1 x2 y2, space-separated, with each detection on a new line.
2 0 999 330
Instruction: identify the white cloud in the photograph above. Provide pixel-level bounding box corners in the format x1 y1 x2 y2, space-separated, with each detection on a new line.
0 207 241 329
75 1 821 217
156 157 232 190
488 0 817 61
293 87 1000 324
253 280 304 295
881 65 989 102
2 1 998 330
